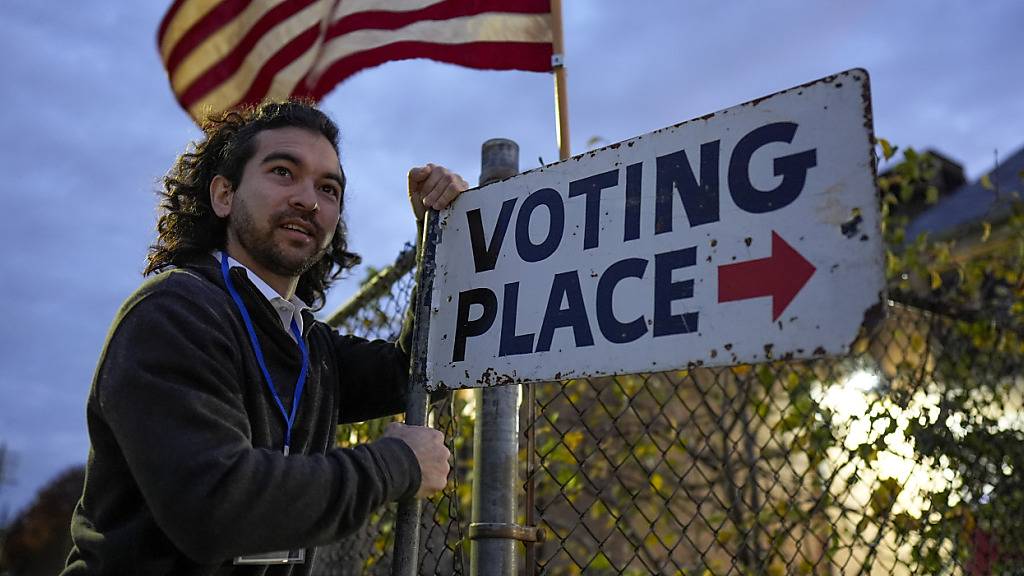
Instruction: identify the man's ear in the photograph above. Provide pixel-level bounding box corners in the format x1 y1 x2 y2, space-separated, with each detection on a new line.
210 175 234 218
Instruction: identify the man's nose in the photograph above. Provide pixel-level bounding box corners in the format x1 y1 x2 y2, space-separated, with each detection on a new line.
288 179 318 213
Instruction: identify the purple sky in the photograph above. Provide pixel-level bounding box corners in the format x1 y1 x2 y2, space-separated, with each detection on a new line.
1 1 1022 519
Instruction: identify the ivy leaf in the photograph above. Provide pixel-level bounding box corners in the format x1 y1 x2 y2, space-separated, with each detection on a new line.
730 364 751 377
982 221 992 242
981 173 994 190
911 332 926 353
650 472 664 492
878 138 896 160
563 430 584 452
899 182 915 203
590 551 613 570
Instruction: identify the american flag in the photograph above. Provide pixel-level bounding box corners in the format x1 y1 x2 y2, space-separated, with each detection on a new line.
158 0 554 121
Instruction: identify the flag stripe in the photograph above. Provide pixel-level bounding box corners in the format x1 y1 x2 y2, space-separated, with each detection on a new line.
308 12 551 84
161 0 249 66
236 26 322 109
177 0 323 109
330 0 445 22
329 0 550 36
183 2 329 116
169 0 291 93
299 40 551 100
157 0 190 49
265 38 325 104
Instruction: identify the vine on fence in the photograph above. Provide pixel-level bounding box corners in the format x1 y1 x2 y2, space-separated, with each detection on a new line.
315 143 1024 575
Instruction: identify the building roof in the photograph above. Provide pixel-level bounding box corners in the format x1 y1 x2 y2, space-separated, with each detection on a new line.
905 146 1024 241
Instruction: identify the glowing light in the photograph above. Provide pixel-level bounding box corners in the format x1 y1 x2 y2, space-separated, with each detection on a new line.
846 369 880 392
812 369 962 518
818 369 879 424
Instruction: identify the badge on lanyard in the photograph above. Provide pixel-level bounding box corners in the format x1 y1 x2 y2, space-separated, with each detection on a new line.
234 549 306 565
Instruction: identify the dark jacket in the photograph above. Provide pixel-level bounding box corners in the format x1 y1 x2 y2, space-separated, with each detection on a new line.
62 256 421 575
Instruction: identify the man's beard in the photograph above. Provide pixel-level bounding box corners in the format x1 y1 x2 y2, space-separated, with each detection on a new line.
230 204 331 278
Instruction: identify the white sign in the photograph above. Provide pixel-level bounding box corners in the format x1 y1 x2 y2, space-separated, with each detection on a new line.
424 69 884 390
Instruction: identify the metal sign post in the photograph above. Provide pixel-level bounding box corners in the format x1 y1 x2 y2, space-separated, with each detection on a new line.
425 69 885 391
469 139 523 576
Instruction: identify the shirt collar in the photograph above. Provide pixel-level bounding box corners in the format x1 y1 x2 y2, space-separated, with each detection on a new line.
214 252 309 335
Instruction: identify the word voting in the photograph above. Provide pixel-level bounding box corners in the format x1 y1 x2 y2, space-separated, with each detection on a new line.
450 122 818 363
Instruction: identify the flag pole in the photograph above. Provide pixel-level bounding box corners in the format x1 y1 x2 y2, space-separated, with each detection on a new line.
551 0 570 161
522 5 572 575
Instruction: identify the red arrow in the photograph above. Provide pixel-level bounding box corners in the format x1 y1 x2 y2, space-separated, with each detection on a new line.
718 231 816 321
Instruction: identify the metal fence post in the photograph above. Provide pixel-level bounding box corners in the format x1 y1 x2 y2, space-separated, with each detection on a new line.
391 209 440 576
470 139 521 576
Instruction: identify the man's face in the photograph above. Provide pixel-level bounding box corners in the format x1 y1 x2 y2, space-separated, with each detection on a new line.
221 127 344 283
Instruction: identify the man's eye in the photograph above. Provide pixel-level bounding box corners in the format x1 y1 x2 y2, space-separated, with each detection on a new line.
320 184 340 198
272 166 291 178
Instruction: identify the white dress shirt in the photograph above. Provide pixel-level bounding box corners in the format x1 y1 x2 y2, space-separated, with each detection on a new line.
215 252 309 341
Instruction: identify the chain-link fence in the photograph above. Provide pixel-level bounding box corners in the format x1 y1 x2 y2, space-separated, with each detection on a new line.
316 245 473 575
528 301 1023 574
314 244 1024 575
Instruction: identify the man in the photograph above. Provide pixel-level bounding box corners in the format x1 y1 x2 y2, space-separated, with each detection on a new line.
62 101 468 574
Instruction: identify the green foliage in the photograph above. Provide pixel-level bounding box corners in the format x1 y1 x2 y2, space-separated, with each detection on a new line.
867 141 1024 572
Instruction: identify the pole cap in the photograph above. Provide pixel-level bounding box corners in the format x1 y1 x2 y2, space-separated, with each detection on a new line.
480 139 519 186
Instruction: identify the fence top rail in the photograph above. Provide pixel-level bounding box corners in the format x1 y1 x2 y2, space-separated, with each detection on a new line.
324 243 417 329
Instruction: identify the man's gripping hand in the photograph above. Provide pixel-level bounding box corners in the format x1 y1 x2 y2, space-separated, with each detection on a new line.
408 164 469 222
383 422 450 498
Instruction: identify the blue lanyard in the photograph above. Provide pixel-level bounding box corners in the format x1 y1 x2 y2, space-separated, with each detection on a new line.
220 252 309 455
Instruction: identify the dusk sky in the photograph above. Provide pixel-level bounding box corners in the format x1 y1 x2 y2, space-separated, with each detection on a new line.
1 2 1022 518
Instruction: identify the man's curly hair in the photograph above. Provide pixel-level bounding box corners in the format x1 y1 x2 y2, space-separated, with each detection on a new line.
146 100 360 310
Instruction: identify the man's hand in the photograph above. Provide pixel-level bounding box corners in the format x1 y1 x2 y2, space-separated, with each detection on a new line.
383 422 450 498
408 164 469 222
